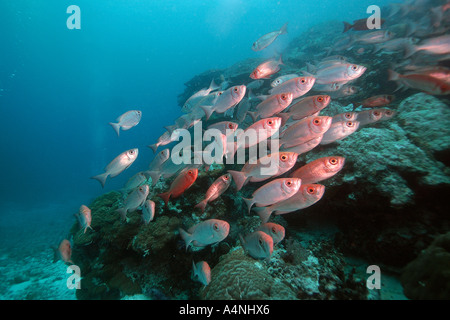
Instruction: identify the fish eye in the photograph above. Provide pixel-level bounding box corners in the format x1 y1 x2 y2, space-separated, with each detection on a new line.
271 227 276 233
224 175 229 180
347 121 354 127
280 154 287 161
213 223 219 231
259 238 263 245
233 87 239 92
286 181 292 186
313 118 321 125
217 92 222 96
188 170 193 175
345 113 352 119
300 78 306 84
307 187 315 194
139 186 143 191
385 110 392 116
329 158 338 165
281 94 287 100
317 96 324 102
129 150 134 154
267 120 273 125
228 123 233 129
351 65 358 71
374 111 380 116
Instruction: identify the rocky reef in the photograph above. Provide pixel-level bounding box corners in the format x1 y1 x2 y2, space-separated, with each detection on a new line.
68 12 450 300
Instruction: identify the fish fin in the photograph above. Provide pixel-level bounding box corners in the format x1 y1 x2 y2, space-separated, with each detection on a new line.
252 207 272 224
352 101 362 110
279 22 288 35
403 43 417 59
199 105 214 121
278 54 284 66
246 111 257 123
387 69 400 82
146 170 162 186
228 170 248 191
277 112 291 127
179 228 192 251
148 143 159 154
209 78 220 92
242 197 254 214
194 200 208 213
301 70 316 78
90 172 108 188
116 208 128 221
343 21 353 33
158 192 171 206
164 124 177 135
109 122 121 137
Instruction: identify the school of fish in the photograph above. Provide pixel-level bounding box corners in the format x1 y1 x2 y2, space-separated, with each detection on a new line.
55 0 450 288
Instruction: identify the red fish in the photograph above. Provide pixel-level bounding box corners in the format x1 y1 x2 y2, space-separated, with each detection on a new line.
290 156 345 184
158 168 198 206
195 173 232 213
388 69 450 95
353 95 395 108
250 56 283 79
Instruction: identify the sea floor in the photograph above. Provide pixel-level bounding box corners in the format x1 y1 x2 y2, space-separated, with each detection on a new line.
0 201 407 300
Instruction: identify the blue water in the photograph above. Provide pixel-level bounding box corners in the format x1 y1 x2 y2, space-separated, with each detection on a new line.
0 0 401 300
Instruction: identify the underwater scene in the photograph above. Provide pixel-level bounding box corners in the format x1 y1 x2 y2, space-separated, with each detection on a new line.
0 0 449 302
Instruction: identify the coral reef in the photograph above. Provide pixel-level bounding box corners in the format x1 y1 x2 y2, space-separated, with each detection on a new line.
400 232 450 299
68 7 450 300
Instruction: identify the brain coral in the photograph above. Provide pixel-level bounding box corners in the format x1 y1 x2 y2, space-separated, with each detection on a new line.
200 248 297 300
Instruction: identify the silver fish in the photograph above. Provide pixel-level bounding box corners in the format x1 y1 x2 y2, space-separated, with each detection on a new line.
269 76 316 99
240 231 273 260
252 22 288 51
257 222 285 245
91 148 139 188
254 184 325 223
109 110 142 137
242 178 301 213
320 120 360 145
142 199 155 224
116 184 149 221
179 219 230 250
271 74 299 87
228 152 298 191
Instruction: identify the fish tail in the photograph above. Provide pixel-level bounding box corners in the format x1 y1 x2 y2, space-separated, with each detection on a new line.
279 22 288 35
179 228 192 251
278 54 284 66
403 43 417 58
194 200 208 213
242 197 254 214
146 170 162 186
199 105 214 121
343 21 353 33
277 112 291 127
148 143 159 153
158 192 171 206
116 208 128 221
247 111 257 123
352 101 362 110
387 69 400 82
209 78 220 92
228 170 248 191
252 207 273 224
90 172 109 188
109 122 121 137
